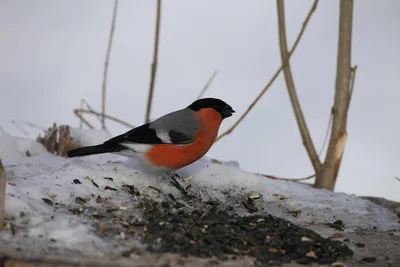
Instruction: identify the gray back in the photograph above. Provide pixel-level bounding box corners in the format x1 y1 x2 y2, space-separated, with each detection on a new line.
149 108 203 138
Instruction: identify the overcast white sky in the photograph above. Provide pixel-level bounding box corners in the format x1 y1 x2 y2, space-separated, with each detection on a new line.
1 0 400 201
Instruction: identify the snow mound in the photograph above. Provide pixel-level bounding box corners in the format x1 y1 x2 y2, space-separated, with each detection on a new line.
0 127 398 256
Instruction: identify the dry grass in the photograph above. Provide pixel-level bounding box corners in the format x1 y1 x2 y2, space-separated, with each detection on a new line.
36 123 80 157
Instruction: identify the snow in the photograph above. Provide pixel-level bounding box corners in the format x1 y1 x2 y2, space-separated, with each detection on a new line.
0 126 399 256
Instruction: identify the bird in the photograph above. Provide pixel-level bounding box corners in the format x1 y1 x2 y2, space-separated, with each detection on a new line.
66 98 235 192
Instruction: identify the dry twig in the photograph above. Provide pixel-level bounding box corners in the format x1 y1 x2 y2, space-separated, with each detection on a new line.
74 109 135 129
276 0 321 172
216 0 319 142
80 99 99 128
259 173 315 182
197 71 218 99
101 0 119 129
11 120 46 137
0 159 5 229
145 0 162 123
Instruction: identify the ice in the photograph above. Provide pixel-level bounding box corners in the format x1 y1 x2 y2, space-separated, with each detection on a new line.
0 127 399 256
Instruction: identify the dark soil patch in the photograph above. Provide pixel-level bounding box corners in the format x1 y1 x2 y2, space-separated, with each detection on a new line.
134 198 353 266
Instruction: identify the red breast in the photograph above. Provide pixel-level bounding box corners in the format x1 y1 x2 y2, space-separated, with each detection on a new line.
145 108 223 170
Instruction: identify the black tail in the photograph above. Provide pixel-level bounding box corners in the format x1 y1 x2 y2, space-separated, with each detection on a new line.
67 144 114 158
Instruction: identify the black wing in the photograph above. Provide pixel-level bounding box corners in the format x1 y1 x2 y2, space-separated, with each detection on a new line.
104 123 194 145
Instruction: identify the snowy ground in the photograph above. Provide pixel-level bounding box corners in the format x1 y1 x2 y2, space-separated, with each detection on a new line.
0 127 399 260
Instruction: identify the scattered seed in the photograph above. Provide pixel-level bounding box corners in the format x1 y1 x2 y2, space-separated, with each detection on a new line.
249 192 261 200
105 186 117 191
277 194 287 200
205 200 219 206
183 176 193 181
48 194 57 199
42 198 54 206
326 220 345 231
331 233 345 238
106 208 118 213
98 224 112 233
355 242 365 248
242 199 258 213
96 196 105 204
362 257 376 263
104 177 113 181
331 261 345 267
123 184 140 196
168 193 176 201
8 182 16 186
148 185 161 193
73 179 81 184
268 248 278 253
75 197 87 205
91 179 99 188
288 209 302 217
301 237 314 243
306 251 318 259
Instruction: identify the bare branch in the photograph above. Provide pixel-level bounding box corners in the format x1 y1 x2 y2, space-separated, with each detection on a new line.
259 173 315 182
74 110 95 129
324 0 354 165
0 159 5 229
315 0 354 190
145 0 162 123
80 99 98 128
318 65 357 157
395 177 400 182
276 0 321 171
101 0 119 129
216 0 319 142
197 71 218 100
11 120 46 137
74 109 135 129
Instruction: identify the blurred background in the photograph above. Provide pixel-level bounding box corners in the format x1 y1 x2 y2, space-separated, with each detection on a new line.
1 0 399 201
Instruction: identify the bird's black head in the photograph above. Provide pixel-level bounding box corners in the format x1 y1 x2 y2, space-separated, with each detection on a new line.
187 98 235 119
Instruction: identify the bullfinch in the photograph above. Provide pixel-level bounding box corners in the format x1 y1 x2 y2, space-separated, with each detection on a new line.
67 98 235 191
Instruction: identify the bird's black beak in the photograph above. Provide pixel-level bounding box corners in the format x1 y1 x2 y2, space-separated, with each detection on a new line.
222 107 235 119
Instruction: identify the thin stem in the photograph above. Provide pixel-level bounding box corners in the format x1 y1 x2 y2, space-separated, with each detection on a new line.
197 71 218 100
145 0 162 123
74 109 135 129
101 0 119 129
0 159 6 229
276 0 321 171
